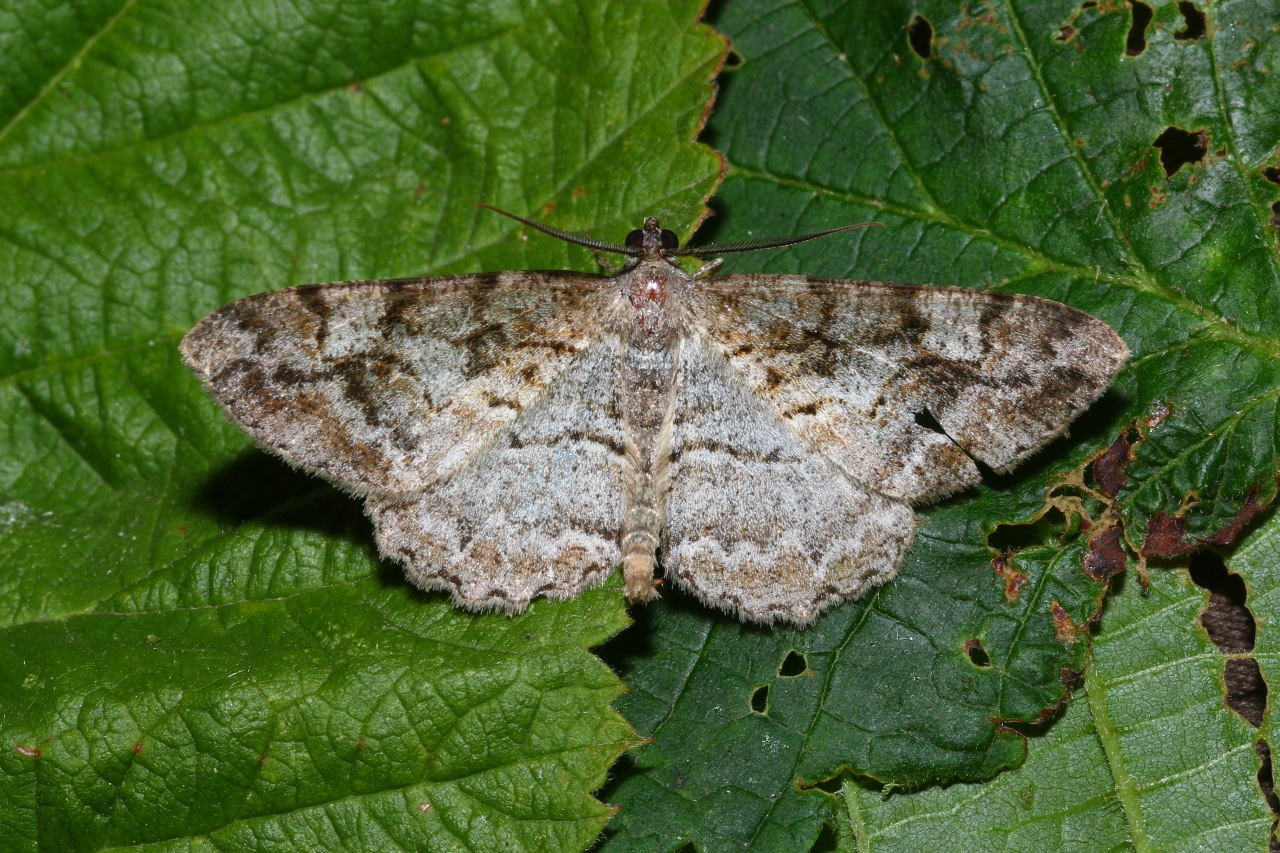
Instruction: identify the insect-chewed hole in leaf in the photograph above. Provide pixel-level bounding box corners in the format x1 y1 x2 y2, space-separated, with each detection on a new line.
1055 25 1076 42
724 49 744 69
907 15 934 59
1270 202 1280 231
1153 126 1209 177
1265 166 1280 186
988 507 1069 552
1190 552 1255 652
1125 0 1153 56
1173 1 1206 40
1189 552 1268 727
809 774 844 795
1256 740 1280 820
750 685 769 714
811 822 839 848
778 650 808 677
965 638 992 668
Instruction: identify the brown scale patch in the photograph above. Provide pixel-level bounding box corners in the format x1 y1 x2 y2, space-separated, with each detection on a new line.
562 429 627 456
905 353 988 398
378 287 434 336
269 362 314 388
328 357 392 428
453 321 509 377
515 336 580 358
482 392 522 411
976 298 1014 341
295 286 336 349
857 297 931 348
782 400 822 419
388 422 422 454
762 365 789 391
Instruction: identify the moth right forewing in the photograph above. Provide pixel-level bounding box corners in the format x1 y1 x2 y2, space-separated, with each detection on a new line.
181 271 608 497
696 275 1127 501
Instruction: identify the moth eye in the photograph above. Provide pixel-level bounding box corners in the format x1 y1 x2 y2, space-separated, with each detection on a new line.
625 229 645 248
660 230 679 250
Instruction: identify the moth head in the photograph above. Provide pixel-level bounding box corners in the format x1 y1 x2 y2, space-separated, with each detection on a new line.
625 218 680 256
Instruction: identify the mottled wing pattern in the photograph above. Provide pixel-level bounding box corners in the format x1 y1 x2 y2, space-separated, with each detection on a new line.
696 276 1129 503
370 337 628 612
663 336 917 626
181 272 606 497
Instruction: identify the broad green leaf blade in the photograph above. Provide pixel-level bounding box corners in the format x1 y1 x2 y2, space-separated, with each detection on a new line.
0 1 725 849
600 0 1280 849
834 517 1278 852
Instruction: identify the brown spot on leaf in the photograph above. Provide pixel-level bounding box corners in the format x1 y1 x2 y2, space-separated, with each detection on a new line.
1085 525 1127 580
1144 400 1173 430
993 551 1029 602
14 744 40 758
1144 486 1271 557
1092 429 1131 497
1052 601 1081 644
1143 511 1191 557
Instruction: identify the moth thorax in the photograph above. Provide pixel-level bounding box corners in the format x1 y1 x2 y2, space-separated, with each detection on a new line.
629 275 666 308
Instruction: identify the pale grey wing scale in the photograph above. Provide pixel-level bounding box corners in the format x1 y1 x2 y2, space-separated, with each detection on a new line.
180 271 607 497
694 276 1129 503
370 337 629 613
662 336 917 627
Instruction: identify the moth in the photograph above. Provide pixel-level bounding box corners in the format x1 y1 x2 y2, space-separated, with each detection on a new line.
182 207 1127 626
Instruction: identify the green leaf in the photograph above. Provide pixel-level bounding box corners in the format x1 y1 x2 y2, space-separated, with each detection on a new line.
0 1 723 849
599 0 1280 849
833 515 1277 852
6 0 1278 851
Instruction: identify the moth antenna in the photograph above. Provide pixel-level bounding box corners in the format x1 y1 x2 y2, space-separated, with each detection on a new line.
478 204 638 256
673 222 881 257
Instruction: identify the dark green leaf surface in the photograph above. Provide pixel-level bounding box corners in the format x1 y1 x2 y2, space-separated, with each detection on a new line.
5 1 1278 851
832 516 1277 851
600 0 1280 849
0 1 723 849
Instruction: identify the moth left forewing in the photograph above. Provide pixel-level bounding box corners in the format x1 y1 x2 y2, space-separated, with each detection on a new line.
181 272 606 498
697 275 1128 501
